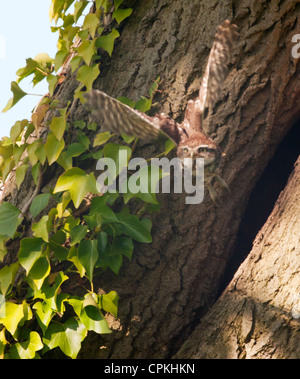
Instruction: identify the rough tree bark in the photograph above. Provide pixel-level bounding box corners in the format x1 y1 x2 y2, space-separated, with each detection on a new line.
1 0 300 358
175 155 300 359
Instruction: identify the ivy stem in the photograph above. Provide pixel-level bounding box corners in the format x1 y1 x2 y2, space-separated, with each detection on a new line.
35 67 48 76
28 93 45 97
131 137 139 154
146 151 165 162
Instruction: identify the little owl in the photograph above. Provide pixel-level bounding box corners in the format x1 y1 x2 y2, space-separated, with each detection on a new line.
85 20 238 202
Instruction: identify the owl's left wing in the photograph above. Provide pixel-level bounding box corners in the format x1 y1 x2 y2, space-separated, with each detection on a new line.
85 90 182 144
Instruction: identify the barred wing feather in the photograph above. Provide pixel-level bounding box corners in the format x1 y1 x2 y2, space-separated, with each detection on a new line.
85 90 160 140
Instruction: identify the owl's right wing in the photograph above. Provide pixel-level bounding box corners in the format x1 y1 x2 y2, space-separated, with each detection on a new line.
198 20 238 114
183 20 238 135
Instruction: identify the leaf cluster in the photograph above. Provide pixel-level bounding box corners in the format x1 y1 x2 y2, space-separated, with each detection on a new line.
0 0 175 359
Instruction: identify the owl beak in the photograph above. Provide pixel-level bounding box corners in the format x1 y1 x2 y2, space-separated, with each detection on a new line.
190 151 194 159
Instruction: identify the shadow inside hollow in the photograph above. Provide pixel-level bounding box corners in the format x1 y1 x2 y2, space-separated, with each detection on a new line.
218 118 300 295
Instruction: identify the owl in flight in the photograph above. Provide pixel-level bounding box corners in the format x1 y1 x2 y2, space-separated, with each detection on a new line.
85 20 238 202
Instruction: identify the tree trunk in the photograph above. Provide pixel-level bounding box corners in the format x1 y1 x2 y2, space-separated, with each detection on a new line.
2 0 300 359
175 155 300 359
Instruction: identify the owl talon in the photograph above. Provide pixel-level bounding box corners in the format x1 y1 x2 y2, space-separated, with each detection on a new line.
206 174 230 204
214 174 230 194
207 182 221 204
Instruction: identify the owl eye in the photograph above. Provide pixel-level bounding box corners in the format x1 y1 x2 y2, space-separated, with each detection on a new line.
198 147 207 153
183 147 189 153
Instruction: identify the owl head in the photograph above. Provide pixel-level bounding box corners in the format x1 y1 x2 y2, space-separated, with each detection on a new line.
177 132 221 172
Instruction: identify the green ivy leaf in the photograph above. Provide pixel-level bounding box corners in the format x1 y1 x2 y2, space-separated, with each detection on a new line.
10 119 28 145
70 55 83 73
31 162 41 185
121 133 135 144
0 262 19 296
76 64 100 92
49 108 67 141
0 236 8 263
30 193 50 218
113 8 133 24
96 248 123 274
47 74 59 96
32 215 52 242
103 143 132 183
28 255 51 290
43 317 87 359
164 138 176 155
95 28 120 57
100 291 119 318
49 0 67 23
0 300 32 338
56 152 73 171
67 246 85 277
0 302 24 337
33 52 53 67
96 236 133 274
67 297 83 318
116 214 152 243
33 301 55 336
78 239 98 283
70 225 88 246
0 137 13 160
79 293 111 334
77 130 90 149
2 82 28 113
54 48 69 72
114 0 125 11
33 271 69 333
13 143 27 163
56 192 71 218
117 96 136 108
49 231 68 261
18 238 45 275
78 28 89 43
80 305 111 334
15 165 29 190
122 165 163 205
135 96 152 113
16 53 54 86
97 231 108 252
83 213 101 230
16 58 40 82
65 143 87 159
73 0 89 22
148 76 160 99
89 196 119 224
93 131 112 147
27 139 42 166
45 132 65 165
82 13 100 39
54 168 98 208
77 39 96 66
111 236 134 260
0 327 7 359
9 331 43 359
0 202 23 238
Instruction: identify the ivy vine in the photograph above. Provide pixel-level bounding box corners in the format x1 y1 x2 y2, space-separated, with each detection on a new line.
0 0 174 359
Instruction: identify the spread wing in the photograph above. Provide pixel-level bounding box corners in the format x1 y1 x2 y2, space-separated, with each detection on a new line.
183 20 238 134
85 90 182 144
199 20 238 113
